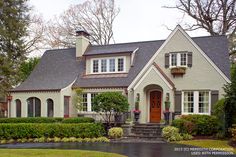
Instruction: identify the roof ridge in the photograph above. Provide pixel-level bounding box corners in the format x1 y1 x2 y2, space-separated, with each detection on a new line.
91 39 166 47
45 47 75 52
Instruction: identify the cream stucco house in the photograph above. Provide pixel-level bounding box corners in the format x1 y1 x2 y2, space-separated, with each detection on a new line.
9 25 230 123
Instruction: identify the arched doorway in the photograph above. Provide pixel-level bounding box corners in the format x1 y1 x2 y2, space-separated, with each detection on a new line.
144 84 163 123
47 99 54 117
27 97 41 117
15 99 21 117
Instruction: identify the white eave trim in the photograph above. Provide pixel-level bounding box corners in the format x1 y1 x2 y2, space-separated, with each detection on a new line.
128 25 230 91
133 65 173 90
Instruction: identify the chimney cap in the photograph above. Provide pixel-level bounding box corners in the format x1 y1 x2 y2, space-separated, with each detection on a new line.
76 28 90 37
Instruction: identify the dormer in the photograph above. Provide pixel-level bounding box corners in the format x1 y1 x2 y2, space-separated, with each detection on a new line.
83 46 139 75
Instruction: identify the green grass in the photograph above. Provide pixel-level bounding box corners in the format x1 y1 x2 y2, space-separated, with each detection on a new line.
174 140 236 154
0 149 127 157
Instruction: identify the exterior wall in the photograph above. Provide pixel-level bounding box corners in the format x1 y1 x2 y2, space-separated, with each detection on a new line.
10 81 77 118
10 91 61 117
61 81 77 117
85 54 131 74
154 29 228 98
131 67 174 123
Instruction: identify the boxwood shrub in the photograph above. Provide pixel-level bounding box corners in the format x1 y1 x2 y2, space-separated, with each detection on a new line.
61 117 95 123
0 117 63 123
0 117 95 124
0 123 105 139
172 115 218 136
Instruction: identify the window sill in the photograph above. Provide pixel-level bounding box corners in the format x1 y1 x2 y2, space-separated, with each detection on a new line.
182 112 210 115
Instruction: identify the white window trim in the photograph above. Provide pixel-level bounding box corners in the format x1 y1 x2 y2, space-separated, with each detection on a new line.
79 93 97 113
169 52 188 68
181 91 211 115
91 56 126 74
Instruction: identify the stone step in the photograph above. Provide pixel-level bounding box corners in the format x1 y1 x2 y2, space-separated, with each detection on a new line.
131 130 162 135
132 128 162 131
131 132 161 137
128 134 162 139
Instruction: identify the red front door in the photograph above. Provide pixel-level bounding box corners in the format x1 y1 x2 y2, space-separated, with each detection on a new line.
150 91 162 123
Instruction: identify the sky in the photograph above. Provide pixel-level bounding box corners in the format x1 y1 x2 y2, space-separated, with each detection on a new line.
30 0 209 55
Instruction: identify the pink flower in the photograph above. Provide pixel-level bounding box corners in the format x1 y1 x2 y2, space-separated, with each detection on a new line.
133 109 141 113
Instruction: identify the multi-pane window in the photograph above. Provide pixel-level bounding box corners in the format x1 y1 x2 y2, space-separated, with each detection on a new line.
183 92 194 113
91 93 98 111
93 60 99 73
101 59 107 72
171 53 177 66
170 52 187 67
182 91 210 114
180 53 187 66
109 59 115 72
199 91 209 113
118 58 124 72
82 94 88 111
92 57 125 73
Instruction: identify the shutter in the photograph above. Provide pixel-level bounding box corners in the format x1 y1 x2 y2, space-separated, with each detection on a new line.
187 52 192 67
211 90 219 110
165 53 169 68
174 91 182 115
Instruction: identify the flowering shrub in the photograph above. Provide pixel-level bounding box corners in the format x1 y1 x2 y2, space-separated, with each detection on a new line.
162 126 181 142
108 127 123 139
132 109 141 114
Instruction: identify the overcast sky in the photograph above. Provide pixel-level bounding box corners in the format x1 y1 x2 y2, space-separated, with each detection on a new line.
30 0 209 55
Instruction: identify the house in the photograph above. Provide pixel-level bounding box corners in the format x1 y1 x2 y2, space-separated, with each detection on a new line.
9 25 230 123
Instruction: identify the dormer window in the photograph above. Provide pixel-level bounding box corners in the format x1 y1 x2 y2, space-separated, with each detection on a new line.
92 60 99 73
91 57 126 74
118 58 124 71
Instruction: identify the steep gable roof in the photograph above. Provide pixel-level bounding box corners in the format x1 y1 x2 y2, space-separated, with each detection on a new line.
11 34 230 92
11 48 79 92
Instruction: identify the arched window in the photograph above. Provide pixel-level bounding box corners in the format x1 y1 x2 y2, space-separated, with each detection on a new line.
15 99 21 117
47 99 54 117
27 97 41 117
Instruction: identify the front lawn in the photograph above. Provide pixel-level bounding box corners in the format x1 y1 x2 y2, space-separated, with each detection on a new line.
0 149 126 157
174 140 236 154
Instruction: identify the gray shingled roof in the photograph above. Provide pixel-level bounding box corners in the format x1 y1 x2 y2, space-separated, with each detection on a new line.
84 45 138 56
11 35 230 91
11 48 79 92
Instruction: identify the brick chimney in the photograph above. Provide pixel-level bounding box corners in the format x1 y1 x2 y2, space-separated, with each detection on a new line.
76 29 90 58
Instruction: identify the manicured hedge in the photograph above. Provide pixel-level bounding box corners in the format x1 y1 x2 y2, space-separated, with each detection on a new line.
61 117 95 123
0 117 95 124
0 123 105 139
172 115 218 136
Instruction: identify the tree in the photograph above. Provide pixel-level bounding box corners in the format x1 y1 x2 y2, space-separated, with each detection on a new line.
166 0 236 55
0 0 43 99
167 0 236 35
0 0 31 97
19 57 40 82
45 0 119 48
224 63 236 134
93 92 129 127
